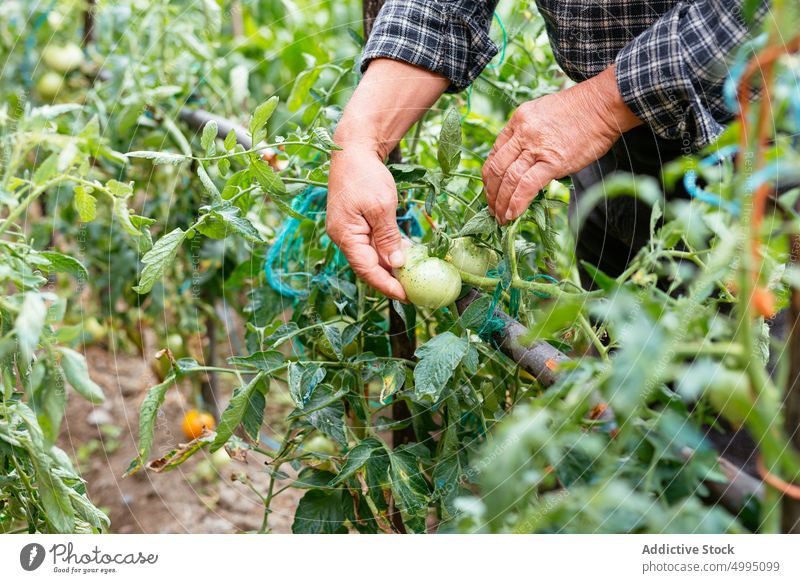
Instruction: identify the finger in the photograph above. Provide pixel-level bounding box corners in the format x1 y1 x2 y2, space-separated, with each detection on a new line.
341 232 407 300
500 163 556 224
364 203 405 269
483 134 523 211
493 157 534 223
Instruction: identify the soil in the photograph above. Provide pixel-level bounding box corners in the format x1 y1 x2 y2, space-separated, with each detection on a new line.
57 345 302 534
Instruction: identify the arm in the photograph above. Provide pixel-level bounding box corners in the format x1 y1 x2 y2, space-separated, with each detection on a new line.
326 59 449 300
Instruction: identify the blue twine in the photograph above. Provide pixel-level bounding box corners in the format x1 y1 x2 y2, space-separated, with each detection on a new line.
683 145 741 216
264 187 328 299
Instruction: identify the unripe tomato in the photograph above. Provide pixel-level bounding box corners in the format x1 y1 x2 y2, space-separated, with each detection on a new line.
316 320 358 359
210 447 231 469
447 237 498 277
36 71 63 100
752 286 776 319
166 333 186 358
304 434 337 456
181 409 216 440
42 43 84 73
706 370 752 426
396 246 462 309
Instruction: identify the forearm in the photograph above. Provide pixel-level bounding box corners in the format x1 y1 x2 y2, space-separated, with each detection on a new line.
334 58 450 159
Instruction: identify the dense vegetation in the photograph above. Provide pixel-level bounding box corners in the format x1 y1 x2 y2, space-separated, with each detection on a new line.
1 0 799 534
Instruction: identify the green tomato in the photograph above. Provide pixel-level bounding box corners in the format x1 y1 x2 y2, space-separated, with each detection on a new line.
36 71 63 101
210 447 231 469
707 370 752 426
42 43 84 73
447 237 498 277
396 246 462 309
316 320 358 359
304 434 337 456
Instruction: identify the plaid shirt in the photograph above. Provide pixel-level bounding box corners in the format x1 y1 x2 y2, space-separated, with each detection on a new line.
361 0 761 150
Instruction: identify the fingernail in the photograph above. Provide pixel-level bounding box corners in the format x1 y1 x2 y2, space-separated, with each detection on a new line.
389 250 405 268
504 209 513 221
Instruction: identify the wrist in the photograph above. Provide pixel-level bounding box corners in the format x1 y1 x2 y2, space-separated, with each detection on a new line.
591 65 642 135
333 122 392 161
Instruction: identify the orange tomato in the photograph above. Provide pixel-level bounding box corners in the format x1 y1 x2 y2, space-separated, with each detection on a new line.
752 286 776 319
181 409 216 440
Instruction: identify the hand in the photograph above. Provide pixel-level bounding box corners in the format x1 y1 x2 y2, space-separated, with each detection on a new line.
483 65 642 224
326 146 408 301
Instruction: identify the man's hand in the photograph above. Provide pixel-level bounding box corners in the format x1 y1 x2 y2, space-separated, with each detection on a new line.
484 65 642 224
325 59 449 299
327 146 407 300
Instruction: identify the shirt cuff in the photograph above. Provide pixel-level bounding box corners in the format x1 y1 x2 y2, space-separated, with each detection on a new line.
360 0 498 93
614 4 725 151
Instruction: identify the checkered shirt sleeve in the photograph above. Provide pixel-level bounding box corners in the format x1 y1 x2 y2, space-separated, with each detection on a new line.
615 0 764 149
360 0 500 92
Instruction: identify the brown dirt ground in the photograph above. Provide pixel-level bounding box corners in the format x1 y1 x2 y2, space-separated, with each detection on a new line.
57 345 301 533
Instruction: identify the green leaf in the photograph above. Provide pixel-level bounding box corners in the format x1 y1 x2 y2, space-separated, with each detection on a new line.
250 158 287 195
223 128 237 151
330 437 383 485
74 185 97 222
125 150 188 165
292 489 351 534
106 179 133 198
291 385 347 446
287 69 320 112
459 207 495 236
33 153 58 184
133 228 187 294
250 96 279 144
437 106 462 175
242 381 268 441
14 293 46 365
389 446 431 533
211 374 269 451
287 362 326 408
136 378 174 463
38 251 88 281
311 127 341 151
227 350 285 371
112 197 141 237
58 347 105 404
201 120 218 154
413 332 469 401
196 163 221 200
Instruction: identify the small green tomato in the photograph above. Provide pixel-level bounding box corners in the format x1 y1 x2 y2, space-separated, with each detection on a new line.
36 71 63 100
447 237 498 277
42 43 84 73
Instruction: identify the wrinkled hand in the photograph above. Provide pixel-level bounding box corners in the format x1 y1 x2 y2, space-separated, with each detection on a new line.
483 65 641 224
326 146 408 300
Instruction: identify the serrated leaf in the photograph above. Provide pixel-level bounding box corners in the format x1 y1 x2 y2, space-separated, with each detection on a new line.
227 350 285 371
201 120 218 154
330 437 383 485
15 293 46 365
292 489 351 534
58 347 105 404
74 185 97 222
389 447 431 533
288 69 320 112
112 198 142 237
287 362 326 408
311 127 341 150
136 377 174 463
250 158 286 195
106 179 133 198
38 251 88 281
437 106 462 175
413 332 469 401
459 207 495 236
250 96 279 144
211 374 268 451
223 128 237 151
133 228 187 294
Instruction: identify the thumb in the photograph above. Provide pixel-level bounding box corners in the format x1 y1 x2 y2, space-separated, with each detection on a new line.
367 206 405 269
